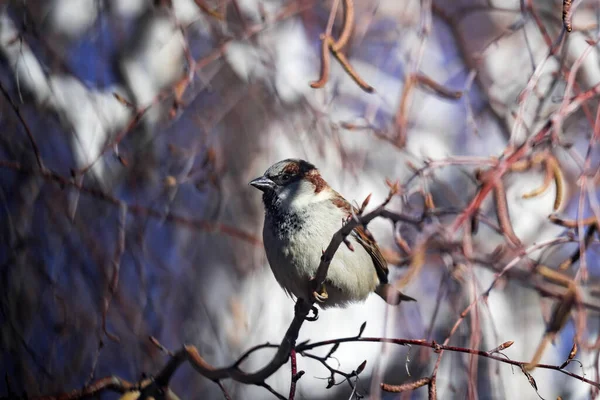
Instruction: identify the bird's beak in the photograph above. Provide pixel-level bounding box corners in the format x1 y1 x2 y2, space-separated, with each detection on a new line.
249 176 275 192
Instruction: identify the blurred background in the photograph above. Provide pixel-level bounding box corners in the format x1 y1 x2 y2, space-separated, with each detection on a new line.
1 0 600 399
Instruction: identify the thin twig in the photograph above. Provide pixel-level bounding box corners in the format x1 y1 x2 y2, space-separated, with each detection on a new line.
0 80 45 170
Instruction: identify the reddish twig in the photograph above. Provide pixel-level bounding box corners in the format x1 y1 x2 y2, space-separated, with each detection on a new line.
415 73 463 99
394 75 416 147
101 203 127 343
71 3 314 176
563 0 573 32
310 34 374 92
0 80 45 170
331 47 374 92
217 381 233 400
492 181 522 247
310 35 333 89
331 0 354 52
34 377 135 400
381 377 430 393
288 348 303 400
193 0 225 20
450 122 555 234
297 337 600 390
310 0 373 92
0 159 261 246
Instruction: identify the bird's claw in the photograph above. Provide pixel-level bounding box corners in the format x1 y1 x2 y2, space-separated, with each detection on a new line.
305 305 319 321
295 300 319 321
313 289 328 303
311 281 328 303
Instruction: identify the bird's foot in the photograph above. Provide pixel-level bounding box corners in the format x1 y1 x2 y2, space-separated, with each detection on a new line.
312 289 328 303
305 305 319 321
295 299 319 321
311 280 328 303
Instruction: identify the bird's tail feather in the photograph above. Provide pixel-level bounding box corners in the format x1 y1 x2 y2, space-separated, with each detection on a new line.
375 284 416 305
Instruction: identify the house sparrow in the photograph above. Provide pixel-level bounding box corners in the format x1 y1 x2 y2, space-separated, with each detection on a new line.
250 159 416 308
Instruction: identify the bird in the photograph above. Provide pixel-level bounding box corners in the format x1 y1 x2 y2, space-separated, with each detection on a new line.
250 158 416 309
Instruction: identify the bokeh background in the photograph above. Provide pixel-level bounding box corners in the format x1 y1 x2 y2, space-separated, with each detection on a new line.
1 0 600 399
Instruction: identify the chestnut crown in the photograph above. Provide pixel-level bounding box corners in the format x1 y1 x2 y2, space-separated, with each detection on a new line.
249 159 317 192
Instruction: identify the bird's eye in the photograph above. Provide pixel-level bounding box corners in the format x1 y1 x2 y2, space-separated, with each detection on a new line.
280 174 291 182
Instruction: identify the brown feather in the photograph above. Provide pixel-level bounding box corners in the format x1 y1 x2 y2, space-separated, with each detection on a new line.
331 192 389 284
353 226 389 284
306 170 327 193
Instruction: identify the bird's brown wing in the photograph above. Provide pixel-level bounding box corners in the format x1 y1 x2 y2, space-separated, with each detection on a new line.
331 191 389 284
352 225 389 284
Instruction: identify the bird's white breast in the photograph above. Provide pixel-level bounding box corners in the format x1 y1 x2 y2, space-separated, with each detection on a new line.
263 185 379 307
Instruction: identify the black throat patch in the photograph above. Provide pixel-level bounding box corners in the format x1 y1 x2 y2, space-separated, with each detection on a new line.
263 192 305 238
